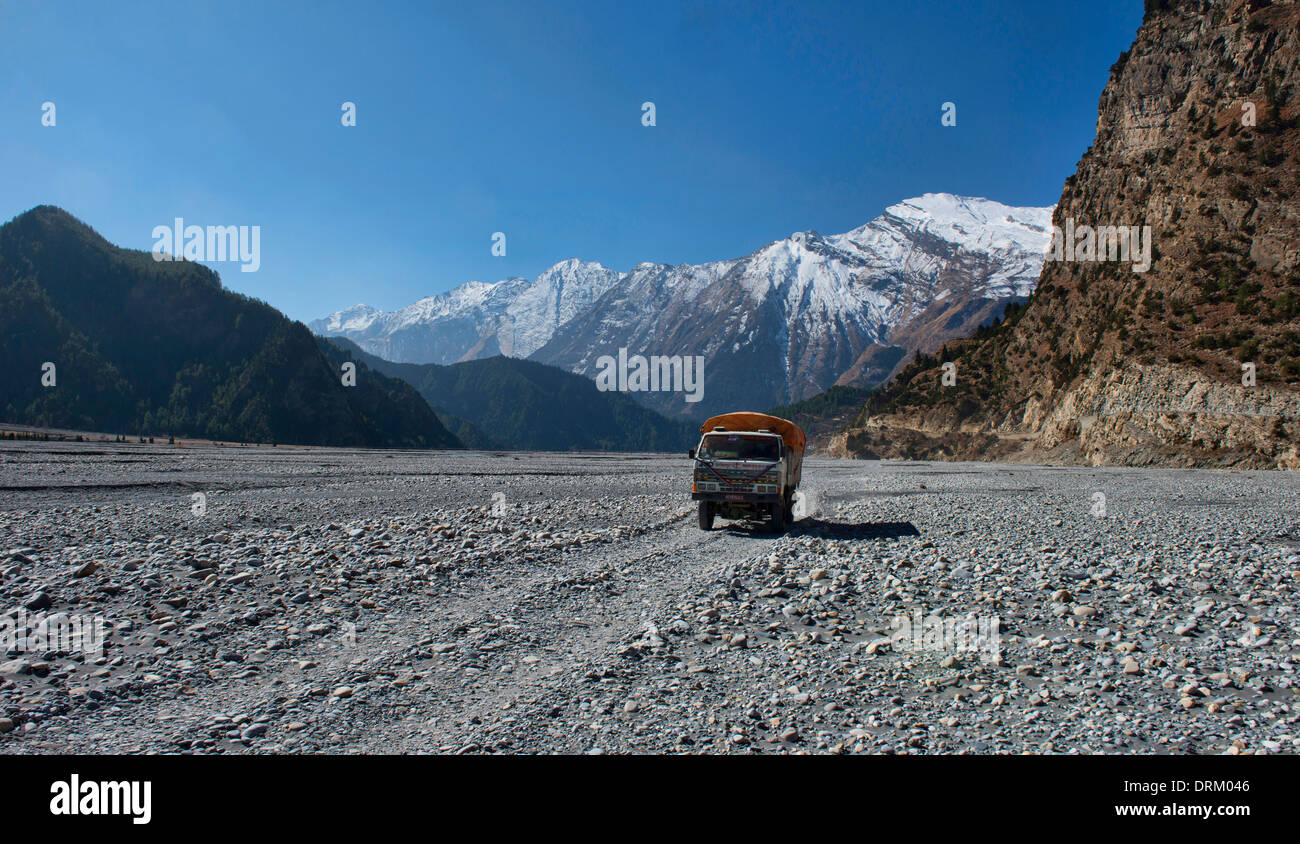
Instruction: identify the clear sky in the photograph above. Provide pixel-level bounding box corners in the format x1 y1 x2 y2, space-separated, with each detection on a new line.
1 0 1145 322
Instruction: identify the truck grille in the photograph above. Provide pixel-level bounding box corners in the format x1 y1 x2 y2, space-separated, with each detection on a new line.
695 464 778 492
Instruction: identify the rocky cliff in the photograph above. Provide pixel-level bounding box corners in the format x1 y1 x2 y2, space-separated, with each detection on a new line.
836 0 1300 469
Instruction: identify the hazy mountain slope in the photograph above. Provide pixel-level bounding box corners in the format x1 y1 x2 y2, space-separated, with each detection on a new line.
0 206 460 448
310 259 621 364
325 338 696 452
835 0 1300 469
314 337 463 449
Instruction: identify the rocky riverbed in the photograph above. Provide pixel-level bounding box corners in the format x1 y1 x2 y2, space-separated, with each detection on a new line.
1 441 1297 754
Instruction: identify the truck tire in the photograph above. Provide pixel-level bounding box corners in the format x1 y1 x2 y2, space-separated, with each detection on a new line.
698 501 715 530
784 491 795 524
769 500 786 533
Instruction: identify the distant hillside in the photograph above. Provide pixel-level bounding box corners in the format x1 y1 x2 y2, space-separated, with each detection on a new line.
431 410 504 451
326 338 696 452
766 385 874 452
0 205 460 449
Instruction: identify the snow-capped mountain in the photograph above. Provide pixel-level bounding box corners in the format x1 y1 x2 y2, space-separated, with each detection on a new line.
532 194 1054 417
499 259 624 358
311 193 1053 417
309 260 621 365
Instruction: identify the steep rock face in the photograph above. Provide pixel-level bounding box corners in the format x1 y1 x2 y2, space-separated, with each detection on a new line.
533 194 1052 418
837 0 1300 468
1037 361 1300 467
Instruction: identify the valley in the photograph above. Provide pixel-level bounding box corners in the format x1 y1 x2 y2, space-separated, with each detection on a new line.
1 441 1295 754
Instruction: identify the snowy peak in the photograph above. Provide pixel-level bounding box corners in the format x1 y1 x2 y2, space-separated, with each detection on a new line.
502 259 622 357
309 259 621 365
311 194 1056 417
833 193 1053 257
531 194 1055 418
317 303 382 333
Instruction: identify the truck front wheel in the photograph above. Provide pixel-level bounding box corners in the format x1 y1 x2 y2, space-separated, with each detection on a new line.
698 501 715 530
769 500 787 533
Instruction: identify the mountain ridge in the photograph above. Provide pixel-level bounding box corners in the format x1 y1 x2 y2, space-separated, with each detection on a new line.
310 259 622 365
534 192 1053 418
323 337 697 452
316 193 1055 419
0 205 460 449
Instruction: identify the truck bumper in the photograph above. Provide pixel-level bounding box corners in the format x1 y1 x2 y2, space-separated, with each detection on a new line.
692 492 782 505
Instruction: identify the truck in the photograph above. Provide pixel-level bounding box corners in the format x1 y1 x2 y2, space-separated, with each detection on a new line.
689 411 806 532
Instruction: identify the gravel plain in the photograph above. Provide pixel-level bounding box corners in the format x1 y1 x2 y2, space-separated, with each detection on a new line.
1 440 1297 754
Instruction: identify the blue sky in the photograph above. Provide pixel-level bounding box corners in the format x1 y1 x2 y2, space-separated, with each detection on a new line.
1 0 1145 321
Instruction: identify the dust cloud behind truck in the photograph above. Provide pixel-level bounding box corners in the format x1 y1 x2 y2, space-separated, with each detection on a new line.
689 411 806 532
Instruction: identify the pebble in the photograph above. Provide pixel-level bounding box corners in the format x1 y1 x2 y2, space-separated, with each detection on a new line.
0 449 1293 757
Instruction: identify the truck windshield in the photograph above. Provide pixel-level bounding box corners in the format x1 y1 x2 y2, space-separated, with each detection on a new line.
698 434 780 462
